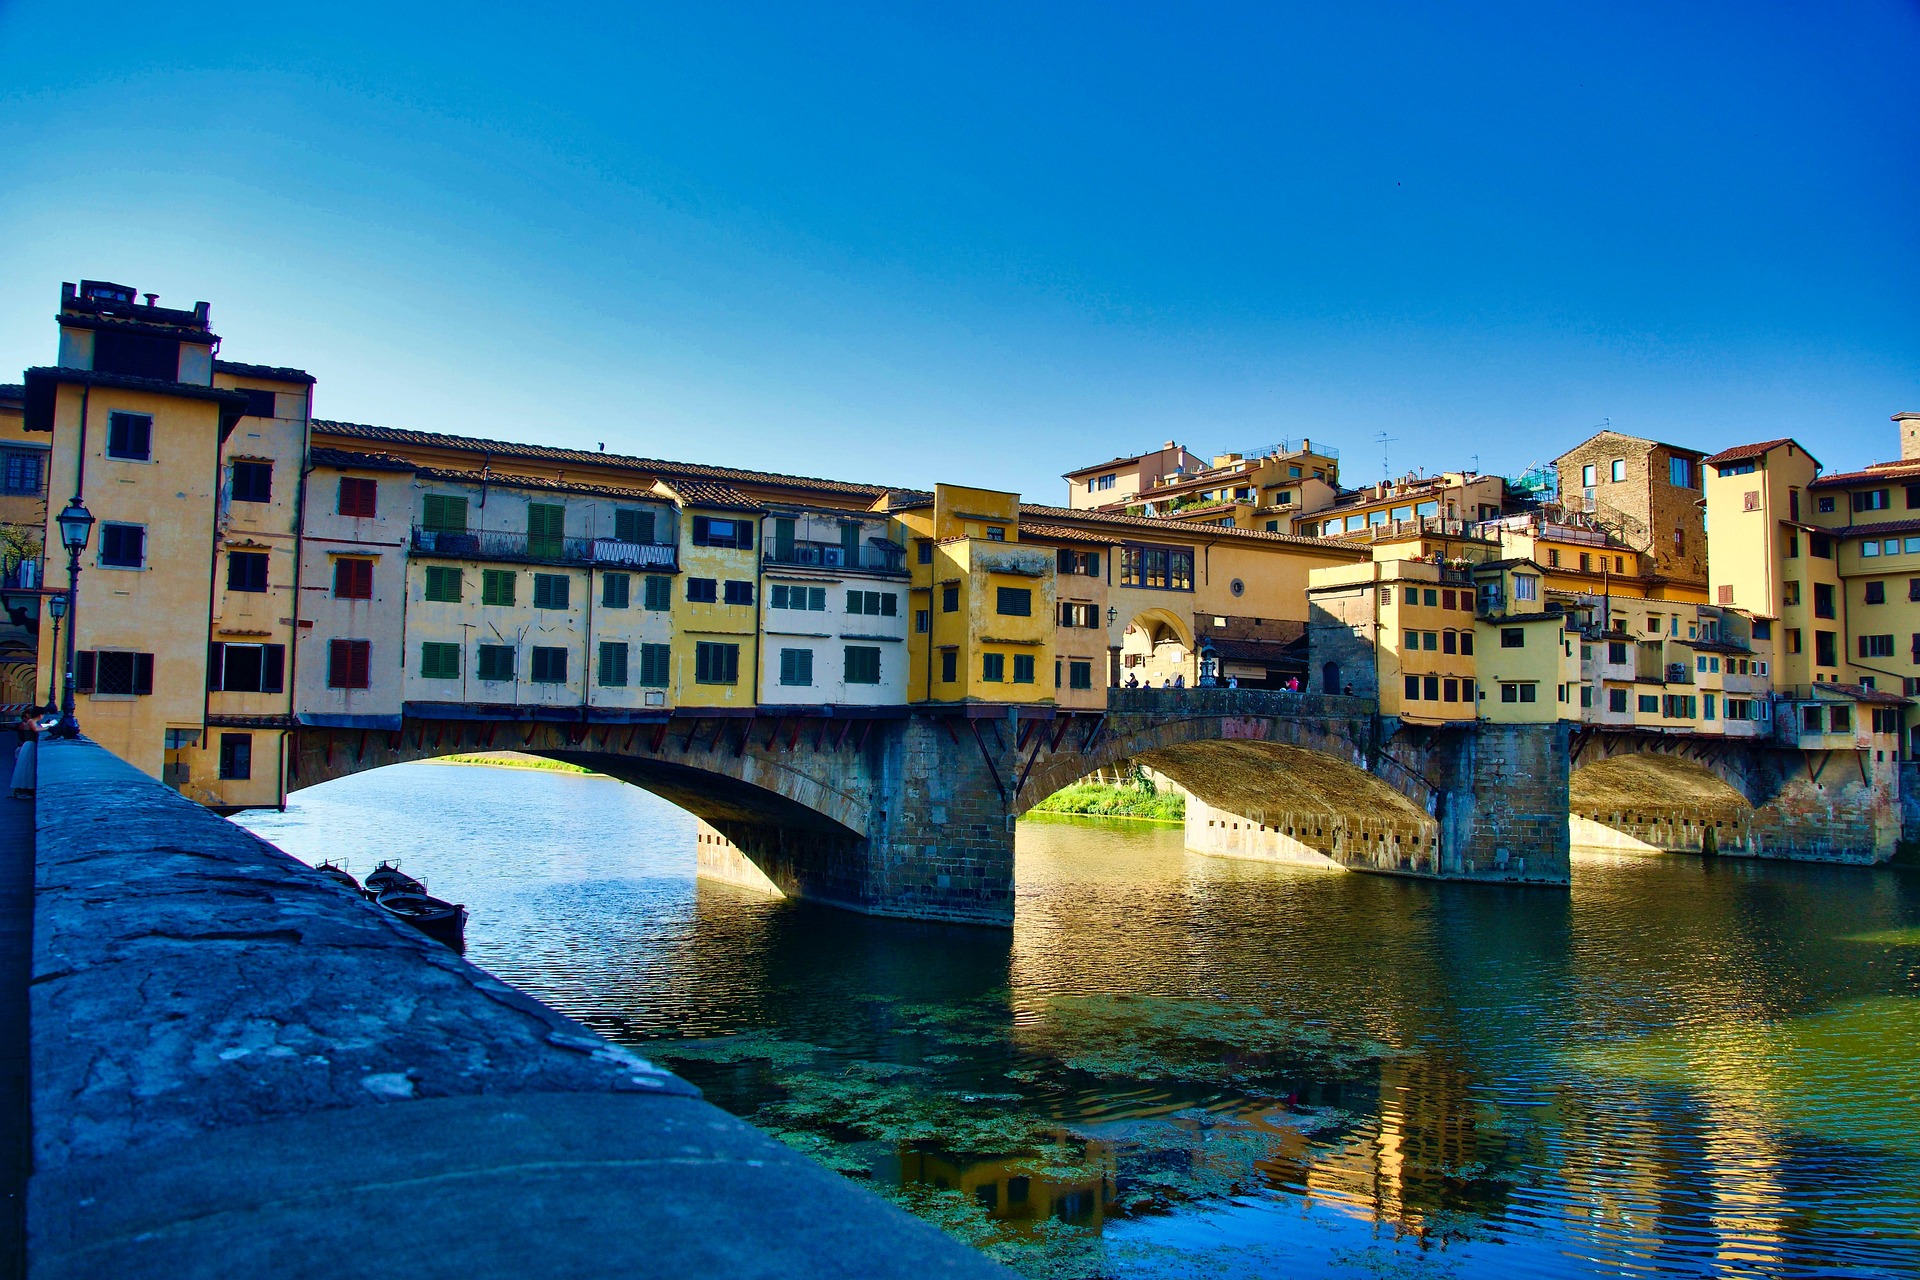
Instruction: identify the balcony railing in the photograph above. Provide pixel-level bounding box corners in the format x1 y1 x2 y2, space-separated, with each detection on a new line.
1326 516 1477 543
0 558 42 591
412 528 678 570
765 542 906 574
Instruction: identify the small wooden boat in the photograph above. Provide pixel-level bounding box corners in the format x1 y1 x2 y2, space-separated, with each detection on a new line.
364 860 425 898
315 861 362 893
375 889 469 952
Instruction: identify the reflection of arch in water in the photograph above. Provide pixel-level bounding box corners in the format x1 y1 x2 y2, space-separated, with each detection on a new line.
1570 752 1755 854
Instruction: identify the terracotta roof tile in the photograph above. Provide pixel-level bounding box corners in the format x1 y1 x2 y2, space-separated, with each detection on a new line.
214 359 316 385
1811 680 1910 706
1702 438 1800 467
312 420 895 498
1017 503 1369 553
1808 459 1920 489
309 447 418 473
654 478 763 512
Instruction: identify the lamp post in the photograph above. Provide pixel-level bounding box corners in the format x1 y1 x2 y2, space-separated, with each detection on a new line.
43 591 66 711
1198 635 1219 688
53 496 93 739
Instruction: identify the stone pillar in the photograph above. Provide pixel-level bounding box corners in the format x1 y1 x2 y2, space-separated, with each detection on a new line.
859 713 1017 925
1434 721 1571 883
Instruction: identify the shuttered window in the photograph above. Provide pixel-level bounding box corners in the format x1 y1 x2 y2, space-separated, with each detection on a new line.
846 590 897 616
228 551 269 593
638 643 671 687
995 587 1031 617
614 509 654 543
597 642 628 687
423 494 468 533
1012 654 1035 684
106 412 153 460
695 642 739 685
533 573 570 610
327 639 371 690
530 646 568 683
481 569 516 606
981 653 1004 682
208 643 284 693
424 566 462 602
723 580 754 605
338 476 378 518
77 650 153 696
771 585 826 610
333 558 373 600
101 523 146 568
687 577 717 603
476 645 515 682
844 646 880 685
527 503 565 558
780 648 813 686
218 733 252 781
420 642 461 680
602 573 630 608
643 575 672 610
231 460 272 503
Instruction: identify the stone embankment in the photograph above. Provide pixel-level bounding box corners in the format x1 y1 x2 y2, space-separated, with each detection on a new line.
26 738 1004 1279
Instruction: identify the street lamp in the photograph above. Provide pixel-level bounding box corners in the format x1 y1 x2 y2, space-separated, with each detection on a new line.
1198 636 1219 688
53 496 93 739
44 591 66 711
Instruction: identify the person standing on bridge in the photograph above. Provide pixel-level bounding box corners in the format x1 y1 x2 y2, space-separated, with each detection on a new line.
11 708 59 799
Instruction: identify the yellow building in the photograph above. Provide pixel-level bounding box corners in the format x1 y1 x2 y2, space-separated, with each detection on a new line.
0 382 50 705
1306 560 1480 718
1295 470 1510 543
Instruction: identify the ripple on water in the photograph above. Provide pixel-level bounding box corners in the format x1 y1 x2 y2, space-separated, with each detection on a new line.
238 763 1920 1280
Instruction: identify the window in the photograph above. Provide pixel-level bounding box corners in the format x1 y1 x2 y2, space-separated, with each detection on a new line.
1404 587 1418 605
917 541 933 565
981 653 1005 682
986 526 1006 541
1852 489 1891 512
1638 694 1659 713
940 650 957 683
644 575 672 610
1663 695 1697 719
1811 534 1832 558
597 642 628 687
1547 549 1560 567
1444 679 1460 703
327 639 370 690
1513 575 1539 602
423 494 468 533
1442 631 1457 654
723 580 754 605
1829 705 1852 733
639 644 671 687
614 508 655 543
333 557 373 600
1095 474 1116 490
479 569 515 606
1609 688 1629 713
1059 602 1099 628
527 503 565 558
687 577 718 603
771 584 827 611
1863 540 1881 558
0 450 43 495
106 412 153 461
231 460 272 503
218 733 252 781
1801 705 1823 733
691 516 753 549
1704 694 1717 721
1056 549 1101 576
848 590 897 616
846 646 882 685
338 476 377 518
476 644 515 682
1423 675 1439 701
1581 463 1597 487
915 608 930 633
100 523 145 568
602 573 630 608
1069 661 1092 690
420 642 461 680
1866 580 1886 605
1815 630 1837 667
1501 628 1524 648
1580 686 1593 708
780 648 814 687
1669 456 1696 488
1610 459 1626 483
695 641 739 684
1500 683 1529 703
1012 654 1035 684
1783 581 1801 607
942 584 959 612
996 587 1031 616
208 642 285 693
228 551 269 593
1460 631 1474 656
1404 674 1421 701
424 566 462 602
1813 583 1835 619
1118 544 1195 591
1860 634 1895 659
1816 495 1835 513
530 646 568 683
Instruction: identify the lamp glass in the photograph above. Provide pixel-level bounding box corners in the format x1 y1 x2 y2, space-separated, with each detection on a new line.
47 593 66 620
57 497 94 552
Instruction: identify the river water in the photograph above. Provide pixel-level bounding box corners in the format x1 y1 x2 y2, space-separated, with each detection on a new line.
235 762 1920 1279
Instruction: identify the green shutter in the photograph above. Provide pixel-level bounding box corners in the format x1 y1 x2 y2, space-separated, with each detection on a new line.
421 642 461 680
639 643 671 687
808 586 825 611
644 575 671 610
774 518 795 561
424 566 462 602
614 509 654 543
527 503 565 558
602 573 630 608
534 573 570 610
423 494 468 534
598 641 628 687
482 569 516 606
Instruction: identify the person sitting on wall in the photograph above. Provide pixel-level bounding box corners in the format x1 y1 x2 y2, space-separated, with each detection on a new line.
1125 673 1139 688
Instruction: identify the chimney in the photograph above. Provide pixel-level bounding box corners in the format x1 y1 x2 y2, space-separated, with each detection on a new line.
1897 412 1920 462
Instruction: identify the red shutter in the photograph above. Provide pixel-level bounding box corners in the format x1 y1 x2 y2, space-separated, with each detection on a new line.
334 558 373 599
350 640 371 690
338 476 378 518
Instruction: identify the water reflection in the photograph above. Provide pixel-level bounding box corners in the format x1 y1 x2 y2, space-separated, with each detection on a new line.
237 765 1920 1279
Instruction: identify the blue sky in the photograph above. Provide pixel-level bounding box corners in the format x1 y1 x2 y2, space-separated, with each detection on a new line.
2 1 1915 500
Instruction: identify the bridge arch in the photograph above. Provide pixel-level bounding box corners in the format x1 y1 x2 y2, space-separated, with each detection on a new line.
1569 750 1756 854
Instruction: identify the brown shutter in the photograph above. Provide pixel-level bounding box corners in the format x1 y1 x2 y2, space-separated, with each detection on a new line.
263 645 285 693
75 651 95 693
133 653 154 696
208 642 225 691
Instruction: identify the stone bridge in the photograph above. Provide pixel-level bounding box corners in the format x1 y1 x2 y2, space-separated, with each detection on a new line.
289 689 1574 926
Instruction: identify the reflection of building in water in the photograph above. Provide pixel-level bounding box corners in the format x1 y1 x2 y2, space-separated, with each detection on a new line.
1264 1059 1522 1237
899 1140 1117 1232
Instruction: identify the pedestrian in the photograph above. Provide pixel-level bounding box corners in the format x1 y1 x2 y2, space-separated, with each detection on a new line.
1227 674 1239 689
12 707 58 799
1173 672 1185 688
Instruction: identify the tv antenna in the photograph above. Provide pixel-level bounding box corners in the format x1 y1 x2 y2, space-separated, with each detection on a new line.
1375 431 1397 481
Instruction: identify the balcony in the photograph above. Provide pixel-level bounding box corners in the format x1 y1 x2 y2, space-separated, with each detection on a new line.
764 541 906 575
411 527 678 570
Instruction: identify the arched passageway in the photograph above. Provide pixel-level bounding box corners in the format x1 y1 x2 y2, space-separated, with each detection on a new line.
1570 753 1754 854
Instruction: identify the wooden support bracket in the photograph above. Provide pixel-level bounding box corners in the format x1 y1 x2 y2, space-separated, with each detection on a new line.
967 717 1007 802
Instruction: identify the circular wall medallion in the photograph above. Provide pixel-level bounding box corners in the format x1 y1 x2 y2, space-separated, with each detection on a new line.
1230 578 1245 597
